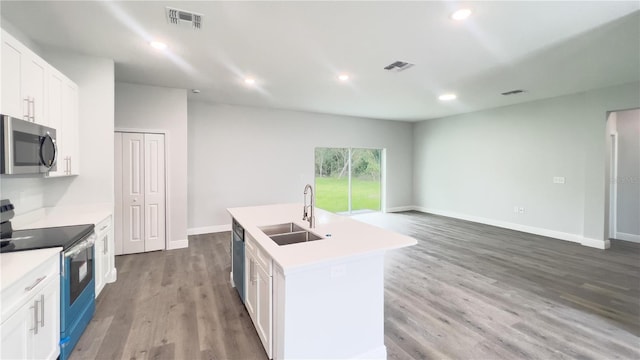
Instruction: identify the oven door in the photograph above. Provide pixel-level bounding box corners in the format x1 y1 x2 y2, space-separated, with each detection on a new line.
60 233 96 332
1 115 57 174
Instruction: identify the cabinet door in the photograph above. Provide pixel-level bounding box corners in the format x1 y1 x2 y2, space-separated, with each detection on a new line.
245 255 257 322
32 276 60 360
256 264 272 358
94 231 105 297
62 81 79 175
105 225 115 283
23 55 47 125
46 70 65 177
0 301 33 359
1 31 26 119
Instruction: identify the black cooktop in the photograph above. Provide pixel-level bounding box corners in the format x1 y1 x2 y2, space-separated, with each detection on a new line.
0 224 95 253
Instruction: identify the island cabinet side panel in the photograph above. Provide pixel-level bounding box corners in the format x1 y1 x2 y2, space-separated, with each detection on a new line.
276 254 387 360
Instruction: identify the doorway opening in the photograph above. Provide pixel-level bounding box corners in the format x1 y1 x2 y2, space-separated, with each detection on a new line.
314 147 384 214
606 108 640 244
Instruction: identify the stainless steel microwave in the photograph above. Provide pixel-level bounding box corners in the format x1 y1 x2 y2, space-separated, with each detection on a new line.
1 115 57 174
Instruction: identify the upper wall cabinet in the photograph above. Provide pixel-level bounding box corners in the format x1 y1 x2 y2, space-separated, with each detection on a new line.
1 30 48 124
1 29 80 176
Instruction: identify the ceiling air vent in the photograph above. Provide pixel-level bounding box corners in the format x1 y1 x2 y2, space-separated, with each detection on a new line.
501 89 526 96
166 7 203 30
384 61 414 72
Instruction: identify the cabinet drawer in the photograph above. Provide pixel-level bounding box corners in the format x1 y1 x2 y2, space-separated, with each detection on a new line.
96 215 112 235
246 233 257 256
254 245 272 277
245 233 272 276
1 253 59 323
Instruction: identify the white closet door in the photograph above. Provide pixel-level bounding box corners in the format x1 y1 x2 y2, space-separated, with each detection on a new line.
143 133 166 252
122 132 145 254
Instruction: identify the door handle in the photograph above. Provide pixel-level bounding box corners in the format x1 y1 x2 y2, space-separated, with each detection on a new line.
25 276 46 292
40 294 45 328
31 300 39 334
23 98 30 120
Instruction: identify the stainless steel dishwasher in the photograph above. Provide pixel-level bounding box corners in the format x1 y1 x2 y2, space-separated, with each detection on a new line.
232 218 245 302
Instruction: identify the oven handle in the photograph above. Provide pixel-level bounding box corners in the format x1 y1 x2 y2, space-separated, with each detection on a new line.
64 233 96 258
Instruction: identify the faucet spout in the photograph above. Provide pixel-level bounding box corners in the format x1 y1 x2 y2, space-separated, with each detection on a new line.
302 184 315 228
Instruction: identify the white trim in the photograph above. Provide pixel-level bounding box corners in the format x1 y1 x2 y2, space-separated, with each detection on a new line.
413 206 610 249
615 232 640 243
609 132 619 239
385 205 416 213
187 224 231 235
352 345 387 359
166 239 188 250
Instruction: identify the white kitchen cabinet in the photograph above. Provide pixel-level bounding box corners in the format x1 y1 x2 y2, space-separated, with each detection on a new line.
95 214 115 298
256 261 273 357
0 30 48 124
46 65 79 177
245 234 273 358
245 253 258 320
1 31 26 119
0 252 60 360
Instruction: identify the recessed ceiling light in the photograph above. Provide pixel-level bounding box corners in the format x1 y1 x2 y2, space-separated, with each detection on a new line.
338 74 350 82
244 77 256 85
150 41 167 50
451 8 472 21
438 93 457 101
192 89 201 94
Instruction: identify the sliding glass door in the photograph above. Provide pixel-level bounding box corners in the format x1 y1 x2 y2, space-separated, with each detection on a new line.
314 147 382 214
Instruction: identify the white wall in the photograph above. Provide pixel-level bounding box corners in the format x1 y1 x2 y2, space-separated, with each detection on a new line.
0 28 115 215
615 108 640 238
42 49 115 208
115 82 188 249
187 102 414 230
413 82 640 248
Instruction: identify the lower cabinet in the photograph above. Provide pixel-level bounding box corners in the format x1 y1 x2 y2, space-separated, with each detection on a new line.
95 214 115 298
0 253 60 360
245 234 273 358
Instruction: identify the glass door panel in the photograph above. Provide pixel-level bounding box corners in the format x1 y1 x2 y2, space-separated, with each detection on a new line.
350 148 382 212
315 148 349 213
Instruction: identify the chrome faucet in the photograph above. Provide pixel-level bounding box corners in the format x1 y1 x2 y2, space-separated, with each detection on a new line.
302 184 315 228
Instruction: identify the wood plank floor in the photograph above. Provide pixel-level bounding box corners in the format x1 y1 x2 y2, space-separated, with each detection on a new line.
71 211 640 359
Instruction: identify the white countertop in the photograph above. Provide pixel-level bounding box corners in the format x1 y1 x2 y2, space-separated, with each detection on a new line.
0 247 61 292
11 203 113 230
227 203 417 273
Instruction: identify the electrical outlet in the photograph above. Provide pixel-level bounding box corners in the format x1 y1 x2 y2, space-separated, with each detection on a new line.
553 176 566 184
518 207 525 214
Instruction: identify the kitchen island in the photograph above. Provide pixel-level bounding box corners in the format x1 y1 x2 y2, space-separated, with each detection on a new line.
228 203 417 360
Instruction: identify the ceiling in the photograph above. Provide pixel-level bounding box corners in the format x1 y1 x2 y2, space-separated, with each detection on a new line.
1 1 639 121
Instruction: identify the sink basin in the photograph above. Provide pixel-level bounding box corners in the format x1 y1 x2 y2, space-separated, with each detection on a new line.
258 222 307 236
269 231 324 246
258 222 324 246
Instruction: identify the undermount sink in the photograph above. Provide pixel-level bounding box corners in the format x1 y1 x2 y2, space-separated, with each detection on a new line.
258 222 324 246
259 222 306 236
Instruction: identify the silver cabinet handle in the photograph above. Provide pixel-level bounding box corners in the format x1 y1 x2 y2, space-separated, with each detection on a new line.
100 225 108 232
30 98 35 122
23 98 30 120
68 157 72 174
31 300 39 334
103 235 108 254
25 276 46 292
40 294 45 328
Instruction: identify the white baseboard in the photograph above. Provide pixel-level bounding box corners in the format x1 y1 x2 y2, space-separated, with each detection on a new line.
353 345 386 359
385 206 417 213
187 224 231 235
413 206 609 250
166 239 189 250
615 232 640 243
